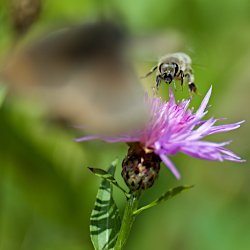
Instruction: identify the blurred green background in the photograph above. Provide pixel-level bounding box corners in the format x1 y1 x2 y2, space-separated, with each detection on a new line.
0 0 250 249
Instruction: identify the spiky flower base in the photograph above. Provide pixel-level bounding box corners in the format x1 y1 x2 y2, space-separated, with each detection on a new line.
122 143 161 191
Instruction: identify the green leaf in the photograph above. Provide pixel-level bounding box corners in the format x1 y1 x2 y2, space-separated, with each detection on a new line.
88 163 129 198
90 160 122 250
0 84 7 108
133 185 194 216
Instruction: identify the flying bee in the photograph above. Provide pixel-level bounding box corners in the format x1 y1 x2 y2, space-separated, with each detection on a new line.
143 52 198 93
2 20 147 135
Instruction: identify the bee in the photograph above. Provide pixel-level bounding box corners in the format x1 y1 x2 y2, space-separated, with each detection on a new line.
143 52 197 93
2 20 147 134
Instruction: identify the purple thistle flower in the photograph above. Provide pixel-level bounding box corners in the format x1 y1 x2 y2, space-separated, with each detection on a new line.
77 86 245 180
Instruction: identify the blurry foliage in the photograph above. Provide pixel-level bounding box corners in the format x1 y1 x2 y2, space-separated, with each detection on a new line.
0 0 250 250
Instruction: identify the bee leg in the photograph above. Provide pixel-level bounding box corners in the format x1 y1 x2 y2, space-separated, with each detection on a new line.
184 69 198 94
156 75 162 89
173 81 177 91
188 82 198 94
180 73 184 91
177 70 184 91
141 65 158 79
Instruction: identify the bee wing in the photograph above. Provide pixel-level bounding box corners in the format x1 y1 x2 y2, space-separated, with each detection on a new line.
191 63 206 71
131 30 185 63
2 21 147 135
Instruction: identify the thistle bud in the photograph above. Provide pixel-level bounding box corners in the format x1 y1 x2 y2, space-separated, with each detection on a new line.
122 143 161 191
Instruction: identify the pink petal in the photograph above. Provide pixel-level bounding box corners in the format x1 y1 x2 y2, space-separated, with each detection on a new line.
75 135 102 142
160 154 181 179
195 86 212 118
208 120 245 135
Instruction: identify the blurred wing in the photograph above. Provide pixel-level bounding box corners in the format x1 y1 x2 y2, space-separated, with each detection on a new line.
132 30 185 63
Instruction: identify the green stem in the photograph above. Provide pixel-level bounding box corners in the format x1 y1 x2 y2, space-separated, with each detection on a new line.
114 192 140 250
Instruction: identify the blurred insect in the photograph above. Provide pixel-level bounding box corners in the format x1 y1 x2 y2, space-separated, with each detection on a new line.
142 52 198 94
2 20 147 134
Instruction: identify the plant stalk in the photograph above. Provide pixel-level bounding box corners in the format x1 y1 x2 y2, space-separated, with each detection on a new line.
114 192 140 250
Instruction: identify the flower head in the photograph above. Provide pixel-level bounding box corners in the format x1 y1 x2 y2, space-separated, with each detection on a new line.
77 86 245 181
